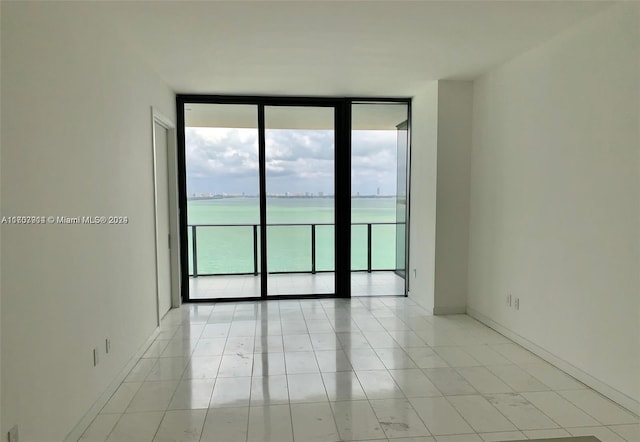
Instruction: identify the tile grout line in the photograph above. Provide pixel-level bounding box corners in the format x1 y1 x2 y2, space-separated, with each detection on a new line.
154 309 198 441
198 303 232 442
276 300 296 442
86 299 639 442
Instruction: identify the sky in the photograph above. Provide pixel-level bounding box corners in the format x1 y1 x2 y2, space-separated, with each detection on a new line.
186 127 399 196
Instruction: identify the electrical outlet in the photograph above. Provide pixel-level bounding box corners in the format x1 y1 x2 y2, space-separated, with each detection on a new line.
506 294 512 307
515 298 520 310
106 338 111 354
8 425 19 442
93 348 99 366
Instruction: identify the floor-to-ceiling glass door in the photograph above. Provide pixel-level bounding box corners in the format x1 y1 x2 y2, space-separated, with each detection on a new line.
350 102 409 297
182 103 261 300
264 105 336 296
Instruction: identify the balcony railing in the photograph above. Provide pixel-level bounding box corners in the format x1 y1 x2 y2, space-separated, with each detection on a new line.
188 222 403 277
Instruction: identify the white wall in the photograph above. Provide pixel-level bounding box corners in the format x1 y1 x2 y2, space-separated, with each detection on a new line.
468 3 639 412
1 3 175 440
408 82 438 310
409 80 473 316
433 81 473 315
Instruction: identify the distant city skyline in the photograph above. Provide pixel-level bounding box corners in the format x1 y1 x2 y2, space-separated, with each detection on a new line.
187 192 394 199
186 127 398 196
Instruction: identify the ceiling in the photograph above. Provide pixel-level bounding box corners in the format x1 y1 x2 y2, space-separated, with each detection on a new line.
94 1 610 97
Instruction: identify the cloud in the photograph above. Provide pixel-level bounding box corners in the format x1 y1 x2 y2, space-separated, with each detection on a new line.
186 127 400 195
186 128 259 179
352 131 397 171
266 130 335 162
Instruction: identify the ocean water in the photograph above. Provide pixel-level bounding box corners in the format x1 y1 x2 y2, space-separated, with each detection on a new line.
187 197 401 274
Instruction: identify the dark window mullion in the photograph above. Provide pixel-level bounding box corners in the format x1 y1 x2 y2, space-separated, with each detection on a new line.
176 97 190 303
335 101 351 298
258 105 268 298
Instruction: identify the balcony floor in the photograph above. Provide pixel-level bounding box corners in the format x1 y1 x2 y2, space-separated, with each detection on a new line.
189 271 405 299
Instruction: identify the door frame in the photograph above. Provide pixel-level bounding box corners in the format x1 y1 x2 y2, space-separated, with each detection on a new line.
258 101 349 299
176 95 410 303
151 107 180 325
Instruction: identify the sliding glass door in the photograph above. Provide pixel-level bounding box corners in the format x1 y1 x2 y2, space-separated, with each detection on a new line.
264 106 335 296
183 103 261 299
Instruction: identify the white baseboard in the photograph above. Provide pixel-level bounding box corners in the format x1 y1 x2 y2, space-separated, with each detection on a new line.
64 327 160 441
467 308 639 416
433 306 467 315
408 291 433 314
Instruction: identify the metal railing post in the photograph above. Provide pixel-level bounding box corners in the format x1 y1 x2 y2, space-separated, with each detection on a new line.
367 223 372 273
191 225 198 277
311 224 316 274
253 224 258 276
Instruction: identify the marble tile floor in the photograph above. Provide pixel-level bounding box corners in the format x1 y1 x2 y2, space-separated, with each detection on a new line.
78 297 638 442
189 271 406 299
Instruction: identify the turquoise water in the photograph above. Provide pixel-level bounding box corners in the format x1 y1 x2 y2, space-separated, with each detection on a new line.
187 198 400 274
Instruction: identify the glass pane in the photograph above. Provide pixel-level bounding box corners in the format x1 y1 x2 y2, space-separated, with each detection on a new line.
265 106 335 296
315 225 335 271
396 121 409 276
266 225 311 273
371 224 396 270
185 103 260 299
351 224 367 271
196 226 256 275
351 103 408 296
